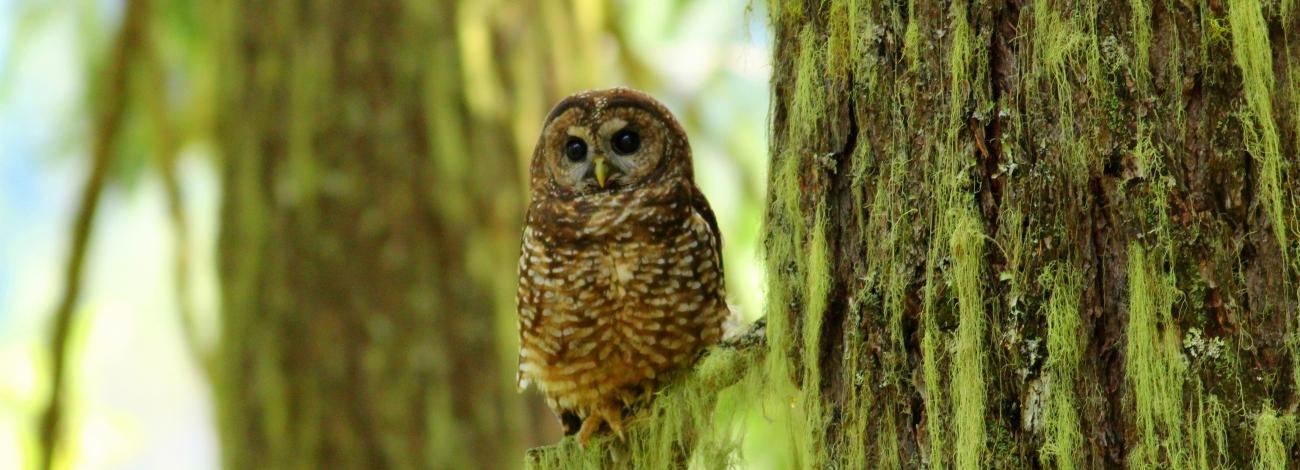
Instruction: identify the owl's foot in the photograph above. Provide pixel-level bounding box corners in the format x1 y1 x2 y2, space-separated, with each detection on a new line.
576 405 625 447
607 412 627 441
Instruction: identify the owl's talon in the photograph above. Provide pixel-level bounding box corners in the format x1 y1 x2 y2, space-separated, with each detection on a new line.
576 414 604 447
608 416 627 441
575 405 627 447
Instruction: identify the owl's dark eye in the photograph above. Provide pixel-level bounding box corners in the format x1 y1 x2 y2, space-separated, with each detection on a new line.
611 130 640 155
564 137 587 162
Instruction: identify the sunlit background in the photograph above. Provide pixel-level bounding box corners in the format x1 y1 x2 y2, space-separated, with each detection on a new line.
0 0 770 468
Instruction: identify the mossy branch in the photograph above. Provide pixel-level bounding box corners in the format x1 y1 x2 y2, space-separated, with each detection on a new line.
524 318 767 469
36 0 146 468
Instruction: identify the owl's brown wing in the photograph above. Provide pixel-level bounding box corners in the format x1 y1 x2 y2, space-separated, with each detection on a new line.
515 212 546 392
688 185 723 272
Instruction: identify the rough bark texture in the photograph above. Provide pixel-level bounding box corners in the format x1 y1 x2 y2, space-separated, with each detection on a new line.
765 0 1299 468
211 0 599 467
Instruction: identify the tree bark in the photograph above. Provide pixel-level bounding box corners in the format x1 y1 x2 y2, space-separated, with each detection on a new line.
765 0 1299 468
211 0 600 467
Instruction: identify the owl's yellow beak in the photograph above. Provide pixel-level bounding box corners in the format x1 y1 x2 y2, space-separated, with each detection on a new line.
594 156 609 188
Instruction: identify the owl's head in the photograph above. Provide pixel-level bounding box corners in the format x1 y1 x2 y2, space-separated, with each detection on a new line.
530 88 691 198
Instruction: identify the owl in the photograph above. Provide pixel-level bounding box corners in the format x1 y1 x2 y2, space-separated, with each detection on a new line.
516 88 728 445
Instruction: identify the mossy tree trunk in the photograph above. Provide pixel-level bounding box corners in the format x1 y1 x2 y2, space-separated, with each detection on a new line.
211 0 603 467
766 0 1299 468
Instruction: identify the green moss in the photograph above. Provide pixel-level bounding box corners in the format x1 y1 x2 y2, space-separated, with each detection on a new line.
836 301 872 469
921 302 947 469
946 0 977 131
1252 406 1293 470
763 8 842 469
771 0 804 24
1125 244 1186 468
804 203 831 390
1038 264 1083 470
1229 0 1289 268
950 213 987 470
1229 0 1295 398
1291 59 1300 188
1028 0 1086 177
1162 11 1188 129
902 0 921 73
921 225 947 470
1200 5 1232 58
826 0 853 92
914 0 993 465
847 0 883 98
767 147 804 365
877 407 903 469
791 25 827 147
1189 383 1229 470
797 201 832 466
861 132 915 467
1131 0 1152 89
525 346 764 469
761 147 807 466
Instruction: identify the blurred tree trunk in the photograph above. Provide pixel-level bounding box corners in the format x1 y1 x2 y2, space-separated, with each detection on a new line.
766 0 1299 468
210 0 607 467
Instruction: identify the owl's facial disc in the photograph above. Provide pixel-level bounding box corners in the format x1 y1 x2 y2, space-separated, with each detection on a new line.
538 97 672 197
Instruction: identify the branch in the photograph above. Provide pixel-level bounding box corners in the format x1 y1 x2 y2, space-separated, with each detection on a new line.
524 318 767 468
36 0 146 468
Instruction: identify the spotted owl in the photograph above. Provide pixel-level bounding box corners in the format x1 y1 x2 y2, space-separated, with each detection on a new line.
516 88 728 444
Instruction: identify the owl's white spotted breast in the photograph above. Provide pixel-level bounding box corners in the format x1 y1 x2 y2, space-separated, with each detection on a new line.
515 184 726 416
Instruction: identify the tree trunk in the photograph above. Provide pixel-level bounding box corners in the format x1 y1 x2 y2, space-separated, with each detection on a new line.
211 0 600 467
766 0 1299 468
531 0 1300 467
